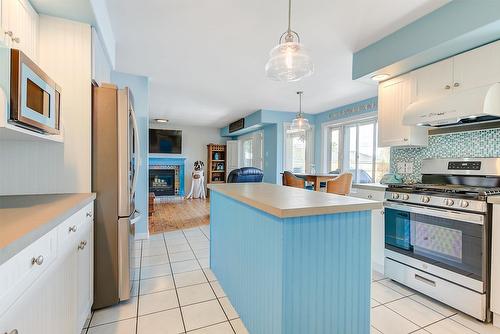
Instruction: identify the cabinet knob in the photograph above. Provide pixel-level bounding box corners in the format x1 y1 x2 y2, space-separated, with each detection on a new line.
69 225 77 233
11 36 20 43
403 138 409 142
444 85 451 90
367 194 373 199
453 82 460 87
78 240 87 250
31 255 44 266
380 210 385 215
86 212 93 218
4 31 13 37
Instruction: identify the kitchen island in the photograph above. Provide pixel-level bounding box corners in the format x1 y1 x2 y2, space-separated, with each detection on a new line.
208 183 382 334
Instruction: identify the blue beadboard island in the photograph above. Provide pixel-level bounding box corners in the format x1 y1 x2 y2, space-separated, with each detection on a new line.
208 183 382 334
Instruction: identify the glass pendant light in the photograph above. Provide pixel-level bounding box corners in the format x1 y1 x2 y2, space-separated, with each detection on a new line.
289 91 311 132
265 0 313 82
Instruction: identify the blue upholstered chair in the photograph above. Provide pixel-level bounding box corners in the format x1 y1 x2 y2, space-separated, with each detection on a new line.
227 167 264 183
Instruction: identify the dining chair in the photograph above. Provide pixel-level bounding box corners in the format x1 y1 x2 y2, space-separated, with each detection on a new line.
326 173 353 195
283 171 305 189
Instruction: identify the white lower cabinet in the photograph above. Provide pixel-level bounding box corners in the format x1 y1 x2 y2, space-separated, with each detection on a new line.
76 219 93 331
349 187 386 273
0 202 94 334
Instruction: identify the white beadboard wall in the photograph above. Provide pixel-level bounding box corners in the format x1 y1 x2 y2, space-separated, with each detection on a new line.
0 16 91 195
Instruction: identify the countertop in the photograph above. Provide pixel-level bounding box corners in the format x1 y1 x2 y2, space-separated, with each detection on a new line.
208 183 382 218
0 193 96 265
352 183 388 191
488 196 500 204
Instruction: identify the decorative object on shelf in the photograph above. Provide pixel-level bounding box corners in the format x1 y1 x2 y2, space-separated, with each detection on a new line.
265 0 313 82
186 160 206 199
207 144 227 186
289 91 311 132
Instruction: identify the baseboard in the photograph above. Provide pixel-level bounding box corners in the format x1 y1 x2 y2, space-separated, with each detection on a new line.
135 231 150 240
372 261 384 275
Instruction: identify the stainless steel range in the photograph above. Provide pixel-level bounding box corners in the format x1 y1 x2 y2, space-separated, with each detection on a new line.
384 158 500 322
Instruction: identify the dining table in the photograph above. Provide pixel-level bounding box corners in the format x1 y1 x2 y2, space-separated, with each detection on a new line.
282 172 339 191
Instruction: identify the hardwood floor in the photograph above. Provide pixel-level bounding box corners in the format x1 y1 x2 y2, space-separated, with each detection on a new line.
148 197 210 234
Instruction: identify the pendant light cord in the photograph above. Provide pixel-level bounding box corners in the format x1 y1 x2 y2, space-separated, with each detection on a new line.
287 0 292 34
297 91 303 117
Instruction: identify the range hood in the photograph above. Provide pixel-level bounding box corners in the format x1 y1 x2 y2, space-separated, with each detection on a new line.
403 83 500 127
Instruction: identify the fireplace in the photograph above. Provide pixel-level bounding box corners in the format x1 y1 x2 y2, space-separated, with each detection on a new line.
149 157 186 197
149 168 177 196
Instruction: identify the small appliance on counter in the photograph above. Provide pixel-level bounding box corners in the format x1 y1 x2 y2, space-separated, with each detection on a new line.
384 158 500 322
0 48 61 135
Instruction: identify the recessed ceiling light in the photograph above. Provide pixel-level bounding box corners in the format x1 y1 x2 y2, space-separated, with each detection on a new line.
371 73 390 82
155 118 168 123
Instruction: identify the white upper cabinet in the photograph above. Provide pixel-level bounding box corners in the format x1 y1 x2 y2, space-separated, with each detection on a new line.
1 0 39 62
378 73 428 147
414 58 454 100
453 40 500 92
414 40 500 102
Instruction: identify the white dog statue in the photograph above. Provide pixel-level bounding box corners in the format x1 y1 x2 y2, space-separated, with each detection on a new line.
186 160 206 199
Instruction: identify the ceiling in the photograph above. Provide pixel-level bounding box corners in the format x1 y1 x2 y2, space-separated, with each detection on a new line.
105 0 449 127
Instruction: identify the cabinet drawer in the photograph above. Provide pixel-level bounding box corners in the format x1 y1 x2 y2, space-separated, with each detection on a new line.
385 257 486 321
349 187 385 201
58 203 93 246
0 228 57 316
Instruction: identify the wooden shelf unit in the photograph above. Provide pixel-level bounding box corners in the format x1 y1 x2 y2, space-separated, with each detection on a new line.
207 144 227 184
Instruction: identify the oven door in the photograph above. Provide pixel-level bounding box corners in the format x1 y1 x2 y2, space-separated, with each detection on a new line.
384 201 488 283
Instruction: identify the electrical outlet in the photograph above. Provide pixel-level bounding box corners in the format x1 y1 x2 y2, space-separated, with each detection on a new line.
397 162 406 174
397 162 414 174
405 162 414 174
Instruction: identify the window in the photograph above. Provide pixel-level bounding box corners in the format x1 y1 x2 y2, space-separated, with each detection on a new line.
284 124 314 174
325 118 390 183
240 131 263 169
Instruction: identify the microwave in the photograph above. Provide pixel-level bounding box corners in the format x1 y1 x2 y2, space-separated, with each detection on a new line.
8 49 61 134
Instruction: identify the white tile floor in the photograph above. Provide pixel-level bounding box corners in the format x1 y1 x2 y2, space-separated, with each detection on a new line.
82 225 500 334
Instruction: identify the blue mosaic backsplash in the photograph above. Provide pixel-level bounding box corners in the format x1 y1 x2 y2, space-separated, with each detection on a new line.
390 128 500 183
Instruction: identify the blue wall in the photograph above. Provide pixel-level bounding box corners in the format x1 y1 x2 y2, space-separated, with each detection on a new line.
353 1 500 79
219 99 381 183
221 109 314 184
111 71 150 236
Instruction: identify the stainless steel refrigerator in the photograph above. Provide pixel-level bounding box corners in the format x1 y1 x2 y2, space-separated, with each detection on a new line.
92 83 142 309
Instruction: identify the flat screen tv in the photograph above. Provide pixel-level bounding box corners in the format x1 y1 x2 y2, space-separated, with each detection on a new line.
149 129 182 154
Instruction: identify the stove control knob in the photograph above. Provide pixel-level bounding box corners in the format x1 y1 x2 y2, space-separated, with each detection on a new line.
392 193 400 200
422 196 431 203
445 199 455 206
460 200 470 208
402 194 410 200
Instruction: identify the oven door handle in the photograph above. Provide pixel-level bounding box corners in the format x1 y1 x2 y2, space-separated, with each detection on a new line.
384 201 485 225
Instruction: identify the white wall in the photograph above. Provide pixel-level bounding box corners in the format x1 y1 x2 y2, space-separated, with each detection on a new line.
92 27 112 84
0 16 91 195
149 123 224 192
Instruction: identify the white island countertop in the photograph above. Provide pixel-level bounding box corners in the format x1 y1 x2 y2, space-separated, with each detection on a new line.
208 183 382 218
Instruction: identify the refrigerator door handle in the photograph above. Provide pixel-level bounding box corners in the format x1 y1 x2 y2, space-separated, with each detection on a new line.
130 210 142 225
130 107 141 198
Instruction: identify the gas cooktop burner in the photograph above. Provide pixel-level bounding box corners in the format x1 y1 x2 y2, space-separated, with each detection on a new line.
388 183 500 198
